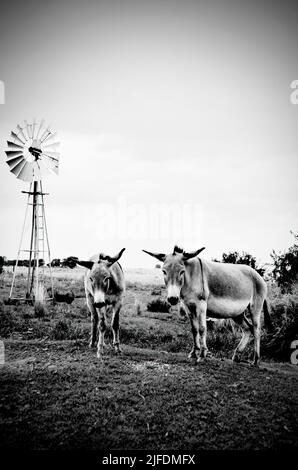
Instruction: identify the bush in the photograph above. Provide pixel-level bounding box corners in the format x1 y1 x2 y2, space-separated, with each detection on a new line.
147 298 170 313
215 251 265 276
0 308 23 337
261 283 298 361
271 231 298 292
34 301 46 318
50 319 86 341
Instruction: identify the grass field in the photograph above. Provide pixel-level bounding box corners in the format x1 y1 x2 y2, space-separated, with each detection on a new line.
0 267 297 451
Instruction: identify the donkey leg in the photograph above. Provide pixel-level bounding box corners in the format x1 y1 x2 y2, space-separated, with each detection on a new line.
232 312 253 363
96 306 107 359
250 302 263 366
87 294 98 348
186 302 201 359
197 300 208 359
111 300 122 354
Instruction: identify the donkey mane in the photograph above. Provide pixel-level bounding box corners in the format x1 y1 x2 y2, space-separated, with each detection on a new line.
99 253 111 263
173 245 184 255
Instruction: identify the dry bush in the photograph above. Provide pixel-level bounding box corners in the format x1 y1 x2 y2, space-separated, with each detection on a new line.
147 298 170 313
50 319 87 341
261 283 298 361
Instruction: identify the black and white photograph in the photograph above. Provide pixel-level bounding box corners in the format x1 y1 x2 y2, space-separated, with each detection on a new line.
0 0 297 465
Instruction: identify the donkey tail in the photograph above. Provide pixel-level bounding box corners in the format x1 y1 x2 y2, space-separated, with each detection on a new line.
263 299 274 332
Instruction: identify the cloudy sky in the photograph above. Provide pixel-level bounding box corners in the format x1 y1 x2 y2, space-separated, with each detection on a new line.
0 0 297 267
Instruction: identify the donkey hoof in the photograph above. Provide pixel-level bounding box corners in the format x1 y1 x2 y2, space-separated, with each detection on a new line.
232 352 242 363
200 349 209 359
188 350 199 359
96 350 104 360
113 343 121 355
251 359 260 367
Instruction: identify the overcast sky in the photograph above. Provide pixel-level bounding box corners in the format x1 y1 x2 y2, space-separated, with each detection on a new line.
0 0 297 267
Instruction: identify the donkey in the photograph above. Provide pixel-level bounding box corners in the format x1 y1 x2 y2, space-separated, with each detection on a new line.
67 249 125 359
143 246 272 365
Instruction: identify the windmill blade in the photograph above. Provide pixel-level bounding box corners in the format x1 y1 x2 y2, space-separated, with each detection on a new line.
42 154 60 166
11 131 25 146
42 131 57 144
10 159 26 177
34 160 52 180
17 161 33 182
7 140 24 150
31 117 37 139
40 160 53 175
40 126 51 142
36 119 45 139
7 155 25 169
28 120 34 139
42 154 55 168
35 159 52 180
17 124 27 141
43 141 60 151
43 157 58 173
42 151 60 161
5 150 24 159
24 120 32 139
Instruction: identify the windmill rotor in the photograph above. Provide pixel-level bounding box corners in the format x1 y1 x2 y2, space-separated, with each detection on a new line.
5 119 60 182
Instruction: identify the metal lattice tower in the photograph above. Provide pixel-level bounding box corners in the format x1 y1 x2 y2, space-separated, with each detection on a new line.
4 119 60 305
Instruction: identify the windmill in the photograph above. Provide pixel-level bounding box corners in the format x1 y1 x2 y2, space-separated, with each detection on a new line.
4 119 60 307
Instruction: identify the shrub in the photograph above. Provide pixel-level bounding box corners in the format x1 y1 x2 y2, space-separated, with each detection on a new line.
0 308 23 337
215 251 265 276
147 298 170 313
151 288 162 296
261 283 298 361
271 231 298 292
34 301 46 318
50 319 86 341
50 320 72 340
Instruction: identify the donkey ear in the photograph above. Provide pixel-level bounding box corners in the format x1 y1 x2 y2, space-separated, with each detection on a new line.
105 248 126 266
142 249 166 262
183 247 205 261
76 260 94 270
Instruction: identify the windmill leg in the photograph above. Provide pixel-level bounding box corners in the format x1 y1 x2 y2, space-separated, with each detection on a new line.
9 186 31 300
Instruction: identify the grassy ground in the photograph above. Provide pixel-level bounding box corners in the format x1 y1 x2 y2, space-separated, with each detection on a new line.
0 268 297 450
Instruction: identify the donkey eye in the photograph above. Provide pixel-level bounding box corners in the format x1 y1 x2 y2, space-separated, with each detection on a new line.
90 277 94 282
179 271 185 277
162 270 167 276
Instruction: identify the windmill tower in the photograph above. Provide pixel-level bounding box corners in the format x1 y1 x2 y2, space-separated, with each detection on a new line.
4 119 60 307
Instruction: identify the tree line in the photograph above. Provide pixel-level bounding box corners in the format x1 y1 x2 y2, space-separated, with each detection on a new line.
0 257 74 271
1 232 297 291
